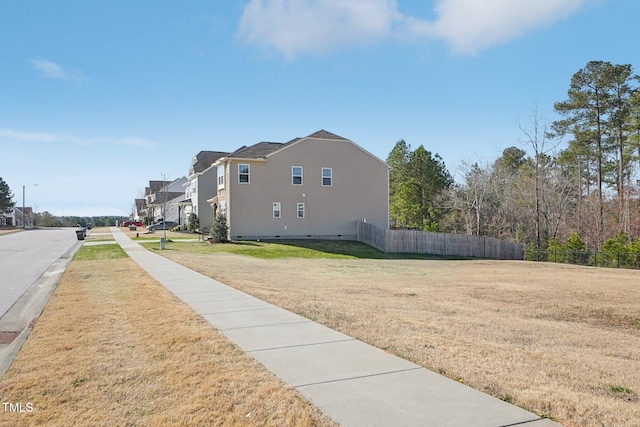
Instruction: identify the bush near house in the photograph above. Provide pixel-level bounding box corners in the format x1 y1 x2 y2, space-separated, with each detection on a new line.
209 213 229 242
188 213 199 232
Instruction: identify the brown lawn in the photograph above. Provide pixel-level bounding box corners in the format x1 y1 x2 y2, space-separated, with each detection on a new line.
155 247 640 427
0 229 21 236
0 229 337 427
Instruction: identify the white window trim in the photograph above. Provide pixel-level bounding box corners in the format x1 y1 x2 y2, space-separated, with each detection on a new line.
322 167 332 186
292 166 303 185
297 202 305 219
238 164 250 184
273 202 281 218
217 165 225 188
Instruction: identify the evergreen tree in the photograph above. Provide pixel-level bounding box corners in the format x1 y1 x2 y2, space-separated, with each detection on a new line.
0 177 14 214
554 61 639 244
210 213 229 242
387 141 451 230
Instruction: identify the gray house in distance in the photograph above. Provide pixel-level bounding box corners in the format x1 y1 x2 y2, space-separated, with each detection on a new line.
209 130 389 240
183 150 229 233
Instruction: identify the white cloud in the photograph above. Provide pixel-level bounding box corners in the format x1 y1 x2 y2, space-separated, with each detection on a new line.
30 58 87 82
0 128 60 143
237 0 402 59
237 0 586 58
0 128 158 150
420 0 585 54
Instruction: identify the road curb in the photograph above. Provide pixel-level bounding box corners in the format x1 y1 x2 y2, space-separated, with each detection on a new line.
0 240 84 380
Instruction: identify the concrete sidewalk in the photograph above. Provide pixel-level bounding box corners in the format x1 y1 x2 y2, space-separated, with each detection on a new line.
110 228 561 427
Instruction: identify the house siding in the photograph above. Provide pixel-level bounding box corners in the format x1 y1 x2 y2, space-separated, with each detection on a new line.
193 166 217 232
224 137 388 240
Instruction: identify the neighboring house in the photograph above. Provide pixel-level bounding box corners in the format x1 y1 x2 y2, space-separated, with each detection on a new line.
133 199 146 221
1 210 14 226
148 177 188 224
143 180 171 221
209 130 389 240
143 178 187 223
12 207 34 227
184 151 229 233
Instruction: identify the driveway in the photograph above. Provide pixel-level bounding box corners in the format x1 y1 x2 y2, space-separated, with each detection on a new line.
0 228 79 318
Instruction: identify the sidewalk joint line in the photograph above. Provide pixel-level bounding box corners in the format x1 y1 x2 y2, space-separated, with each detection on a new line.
201 306 279 315
499 418 551 427
171 286 240 299
295 367 422 388
220 320 311 331
183 297 254 303
247 338 356 353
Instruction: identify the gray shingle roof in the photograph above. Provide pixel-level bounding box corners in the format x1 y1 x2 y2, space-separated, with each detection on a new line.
224 130 348 160
147 180 171 194
227 142 284 159
191 151 229 173
306 129 349 140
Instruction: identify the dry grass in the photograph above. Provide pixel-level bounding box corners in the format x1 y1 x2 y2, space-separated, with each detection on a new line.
155 246 640 427
0 233 337 426
0 229 21 236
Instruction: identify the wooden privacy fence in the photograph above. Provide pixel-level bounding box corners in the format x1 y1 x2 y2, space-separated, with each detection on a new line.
356 221 523 260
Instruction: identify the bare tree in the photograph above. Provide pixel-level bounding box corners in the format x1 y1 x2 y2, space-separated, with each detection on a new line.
517 103 560 248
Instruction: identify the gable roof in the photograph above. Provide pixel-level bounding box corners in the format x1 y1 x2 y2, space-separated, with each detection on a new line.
190 151 229 174
306 129 349 140
216 130 385 167
267 129 387 167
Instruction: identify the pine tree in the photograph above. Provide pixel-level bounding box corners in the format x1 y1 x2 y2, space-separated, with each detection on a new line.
0 177 14 214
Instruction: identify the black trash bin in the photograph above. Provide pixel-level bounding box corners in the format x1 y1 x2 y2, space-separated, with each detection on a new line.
76 229 85 240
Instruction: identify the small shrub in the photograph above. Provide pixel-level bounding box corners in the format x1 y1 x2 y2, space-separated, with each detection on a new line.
210 213 229 242
188 213 199 232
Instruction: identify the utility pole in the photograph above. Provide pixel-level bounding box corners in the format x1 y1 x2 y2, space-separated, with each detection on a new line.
161 174 168 249
22 184 38 229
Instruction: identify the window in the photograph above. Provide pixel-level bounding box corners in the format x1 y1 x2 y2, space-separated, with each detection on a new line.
292 166 303 185
220 201 227 216
297 202 305 218
273 202 281 218
322 168 332 186
217 165 225 188
238 164 250 183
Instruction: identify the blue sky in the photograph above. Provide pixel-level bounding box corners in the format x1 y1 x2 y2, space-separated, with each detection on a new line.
0 0 637 217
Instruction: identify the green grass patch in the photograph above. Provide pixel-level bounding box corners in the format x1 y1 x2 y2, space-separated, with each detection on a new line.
74 244 128 261
610 385 634 395
140 239 472 260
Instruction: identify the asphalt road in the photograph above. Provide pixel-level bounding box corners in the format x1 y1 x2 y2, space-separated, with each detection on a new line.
0 229 78 318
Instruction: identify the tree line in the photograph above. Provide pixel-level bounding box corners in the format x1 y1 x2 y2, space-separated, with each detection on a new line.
388 60 640 253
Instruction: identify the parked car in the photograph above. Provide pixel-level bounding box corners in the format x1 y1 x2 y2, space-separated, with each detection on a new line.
123 220 143 227
148 221 177 232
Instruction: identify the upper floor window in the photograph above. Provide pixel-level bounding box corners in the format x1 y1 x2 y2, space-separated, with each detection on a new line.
238 164 250 183
292 166 303 185
322 168 332 186
217 165 225 188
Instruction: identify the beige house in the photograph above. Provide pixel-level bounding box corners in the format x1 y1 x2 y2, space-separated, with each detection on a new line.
209 130 389 240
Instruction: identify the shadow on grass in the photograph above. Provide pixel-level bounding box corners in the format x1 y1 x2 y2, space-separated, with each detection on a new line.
261 240 474 260
142 239 474 260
